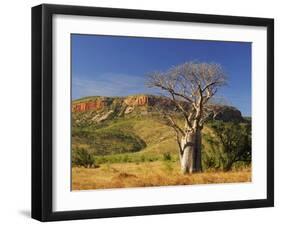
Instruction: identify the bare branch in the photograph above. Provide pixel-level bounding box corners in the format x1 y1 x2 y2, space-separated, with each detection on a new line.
147 61 227 131
165 114 185 136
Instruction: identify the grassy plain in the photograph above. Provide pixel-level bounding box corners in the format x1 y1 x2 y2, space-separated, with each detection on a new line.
72 162 251 190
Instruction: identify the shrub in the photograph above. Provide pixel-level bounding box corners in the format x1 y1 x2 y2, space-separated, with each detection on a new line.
72 148 96 168
206 121 251 171
163 152 172 161
140 155 146 162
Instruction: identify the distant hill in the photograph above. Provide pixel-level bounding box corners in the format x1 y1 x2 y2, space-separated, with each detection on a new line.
72 94 243 123
72 94 244 157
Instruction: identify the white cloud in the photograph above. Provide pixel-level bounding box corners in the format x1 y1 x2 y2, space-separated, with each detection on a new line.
72 73 157 99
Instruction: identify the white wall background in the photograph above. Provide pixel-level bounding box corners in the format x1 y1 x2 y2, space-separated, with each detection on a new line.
0 0 279 225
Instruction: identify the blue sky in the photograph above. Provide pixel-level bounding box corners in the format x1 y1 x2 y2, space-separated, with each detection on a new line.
72 34 252 116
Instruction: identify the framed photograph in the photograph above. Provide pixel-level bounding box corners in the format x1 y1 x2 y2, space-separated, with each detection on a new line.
32 4 274 221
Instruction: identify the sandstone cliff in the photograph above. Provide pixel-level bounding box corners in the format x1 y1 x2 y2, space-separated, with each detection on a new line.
124 95 148 106
72 98 105 112
72 94 244 123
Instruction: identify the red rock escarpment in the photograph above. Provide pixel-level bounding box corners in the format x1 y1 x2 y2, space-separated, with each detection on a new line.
72 99 104 112
124 95 148 106
72 95 171 112
72 95 244 122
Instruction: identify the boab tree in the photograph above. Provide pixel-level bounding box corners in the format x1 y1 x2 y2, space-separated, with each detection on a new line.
147 62 226 174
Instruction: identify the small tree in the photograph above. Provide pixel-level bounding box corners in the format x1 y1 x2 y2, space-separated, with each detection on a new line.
147 61 226 174
208 121 251 171
72 148 96 168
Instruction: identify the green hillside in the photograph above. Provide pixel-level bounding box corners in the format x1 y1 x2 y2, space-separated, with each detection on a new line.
72 95 248 167
73 114 175 159
72 112 222 166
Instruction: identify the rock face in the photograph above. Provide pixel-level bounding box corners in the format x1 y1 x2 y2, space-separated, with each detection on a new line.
72 99 105 112
72 94 244 122
211 105 243 122
124 95 148 106
96 110 114 122
124 106 134 114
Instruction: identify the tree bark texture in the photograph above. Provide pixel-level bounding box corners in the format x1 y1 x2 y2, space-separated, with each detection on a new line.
180 129 202 174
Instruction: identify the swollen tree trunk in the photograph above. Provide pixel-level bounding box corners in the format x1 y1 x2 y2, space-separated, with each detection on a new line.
180 129 202 174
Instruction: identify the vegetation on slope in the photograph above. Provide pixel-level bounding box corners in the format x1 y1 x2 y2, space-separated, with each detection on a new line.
72 113 251 171
71 95 252 189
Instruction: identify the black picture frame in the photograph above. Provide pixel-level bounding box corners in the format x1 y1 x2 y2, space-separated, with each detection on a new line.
32 3 274 222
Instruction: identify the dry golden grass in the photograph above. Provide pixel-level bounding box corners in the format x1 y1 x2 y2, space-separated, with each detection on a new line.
72 161 251 190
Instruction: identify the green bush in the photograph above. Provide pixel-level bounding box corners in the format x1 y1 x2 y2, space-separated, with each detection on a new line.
162 152 172 161
204 121 251 171
72 148 96 168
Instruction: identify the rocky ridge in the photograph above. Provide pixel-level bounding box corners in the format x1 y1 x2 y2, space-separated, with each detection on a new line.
72 94 243 124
